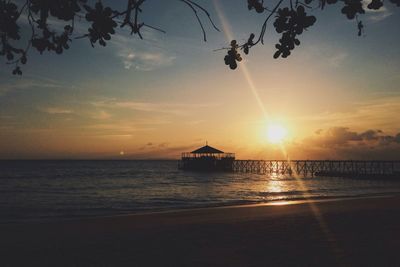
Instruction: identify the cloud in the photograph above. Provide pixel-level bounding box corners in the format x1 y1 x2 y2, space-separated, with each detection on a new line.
91 98 218 115
158 142 169 148
359 129 382 140
40 107 74 114
328 52 348 68
84 123 146 132
121 51 175 71
0 76 67 97
186 120 205 125
307 127 400 146
17 7 176 72
297 95 400 131
298 43 349 68
138 141 166 151
294 127 400 160
90 110 111 120
362 0 393 22
112 32 176 71
122 144 195 159
315 127 362 145
367 10 393 22
0 126 13 130
18 6 89 34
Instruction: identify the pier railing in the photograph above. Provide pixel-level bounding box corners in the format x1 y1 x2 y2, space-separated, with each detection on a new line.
232 160 400 176
182 152 235 159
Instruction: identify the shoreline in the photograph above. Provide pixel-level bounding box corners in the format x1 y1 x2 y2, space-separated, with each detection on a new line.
1 195 400 266
3 192 400 226
67 192 400 222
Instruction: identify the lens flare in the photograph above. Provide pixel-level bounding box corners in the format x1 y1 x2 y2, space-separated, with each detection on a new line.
212 1 342 261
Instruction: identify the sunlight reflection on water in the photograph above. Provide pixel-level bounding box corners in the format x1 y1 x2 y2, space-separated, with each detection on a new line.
1 160 400 222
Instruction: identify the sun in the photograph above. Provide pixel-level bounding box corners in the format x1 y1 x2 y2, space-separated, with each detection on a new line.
267 124 288 144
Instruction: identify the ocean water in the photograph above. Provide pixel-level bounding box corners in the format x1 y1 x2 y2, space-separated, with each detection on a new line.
1 160 400 223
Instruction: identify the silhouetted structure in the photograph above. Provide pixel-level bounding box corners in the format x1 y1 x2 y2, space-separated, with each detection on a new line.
233 160 400 177
179 146 400 177
180 144 235 171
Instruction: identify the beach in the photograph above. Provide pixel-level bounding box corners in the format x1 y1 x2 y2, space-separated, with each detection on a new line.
1 196 400 266
2 1 400 266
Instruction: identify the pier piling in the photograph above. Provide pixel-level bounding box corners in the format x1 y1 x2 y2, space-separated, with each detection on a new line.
232 160 400 177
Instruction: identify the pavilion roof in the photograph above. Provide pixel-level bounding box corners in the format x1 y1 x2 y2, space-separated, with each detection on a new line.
191 145 224 154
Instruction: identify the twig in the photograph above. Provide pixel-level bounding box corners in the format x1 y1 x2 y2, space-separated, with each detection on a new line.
186 0 220 32
180 0 207 41
143 24 166 34
254 0 284 45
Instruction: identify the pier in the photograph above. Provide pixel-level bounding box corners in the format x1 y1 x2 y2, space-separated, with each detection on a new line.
232 160 400 176
179 145 400 177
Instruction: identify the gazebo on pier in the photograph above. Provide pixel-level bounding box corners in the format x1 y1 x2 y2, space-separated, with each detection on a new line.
179 144 235 171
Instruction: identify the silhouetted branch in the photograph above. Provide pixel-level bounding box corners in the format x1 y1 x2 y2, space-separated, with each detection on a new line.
180 0 207 41
0 0 222 74
255 0 285 45
0 0 398 74
185 0 220 32
143 23 166 34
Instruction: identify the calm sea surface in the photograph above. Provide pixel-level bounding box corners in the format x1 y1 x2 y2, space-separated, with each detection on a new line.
1 160 400 223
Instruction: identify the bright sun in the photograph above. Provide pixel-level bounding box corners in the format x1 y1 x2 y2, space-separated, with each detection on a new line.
267 124 288 144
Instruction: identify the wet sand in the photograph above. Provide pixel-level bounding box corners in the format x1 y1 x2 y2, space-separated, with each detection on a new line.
1 196 400 266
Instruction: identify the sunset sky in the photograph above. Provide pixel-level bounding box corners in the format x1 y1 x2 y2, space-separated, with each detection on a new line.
0 0 399 160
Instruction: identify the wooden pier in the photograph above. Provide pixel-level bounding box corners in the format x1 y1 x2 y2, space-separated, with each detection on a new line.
232 160 400 176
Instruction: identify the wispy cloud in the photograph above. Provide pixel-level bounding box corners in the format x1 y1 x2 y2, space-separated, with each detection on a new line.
121 143 195 159
296 95 400 131
18 8 89 35
328 52 348 67
82 122 155 138
120 50 175 71
40 107 74 114
90 110 111 120
186 120 205 125
0 77 67 97
17 9 175 72
111 31 176 71
362 0 393 22
91 98 219 115
367 9 393 22
0 126 14 130
300 44 348 68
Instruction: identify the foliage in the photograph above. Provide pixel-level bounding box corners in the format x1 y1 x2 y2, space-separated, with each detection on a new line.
0 0 397 74
221 0 397 69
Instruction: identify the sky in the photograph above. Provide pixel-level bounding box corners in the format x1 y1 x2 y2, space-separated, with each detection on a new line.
0 0 400 160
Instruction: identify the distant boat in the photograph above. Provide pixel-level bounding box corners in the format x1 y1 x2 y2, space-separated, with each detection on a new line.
179 144 235 172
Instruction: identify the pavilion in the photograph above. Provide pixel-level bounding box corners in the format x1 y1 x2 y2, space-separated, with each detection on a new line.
180 144 235 171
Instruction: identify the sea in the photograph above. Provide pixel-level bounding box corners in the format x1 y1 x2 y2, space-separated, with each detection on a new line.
1 160 400 224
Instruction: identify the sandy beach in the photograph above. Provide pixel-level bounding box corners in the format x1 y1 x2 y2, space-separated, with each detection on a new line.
1 196 400 266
